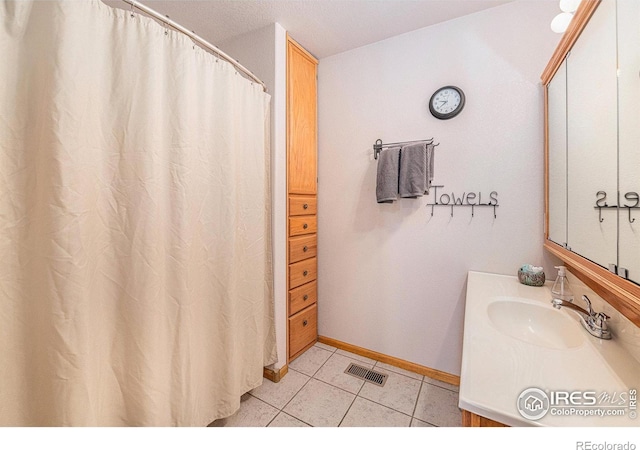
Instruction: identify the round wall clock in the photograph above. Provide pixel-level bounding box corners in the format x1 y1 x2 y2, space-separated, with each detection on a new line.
429 86 465 120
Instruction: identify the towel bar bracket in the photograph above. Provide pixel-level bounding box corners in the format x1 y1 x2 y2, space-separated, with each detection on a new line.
374 139 383 160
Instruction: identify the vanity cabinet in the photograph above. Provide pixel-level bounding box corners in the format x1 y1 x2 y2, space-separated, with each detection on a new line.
287 36 318 361
543 0 640 325
461 410 508 428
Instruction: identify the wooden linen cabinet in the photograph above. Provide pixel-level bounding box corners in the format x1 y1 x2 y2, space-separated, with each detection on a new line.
286 36 318 362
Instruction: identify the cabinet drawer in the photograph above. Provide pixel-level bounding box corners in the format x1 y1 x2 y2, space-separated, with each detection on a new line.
289 235 317 264
288 257 317 289
289 280 317 316
289 196 317 216
288 303 317 358
289 216 317 236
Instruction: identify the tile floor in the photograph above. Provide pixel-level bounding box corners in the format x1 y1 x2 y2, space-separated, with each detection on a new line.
209 342 461 427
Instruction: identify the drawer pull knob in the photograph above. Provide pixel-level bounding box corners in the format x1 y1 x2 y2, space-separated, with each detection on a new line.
303 294 309 301
303 246 308 252
303 203 309 210
303 320 308 326
303 223 308 229
303 270 308 276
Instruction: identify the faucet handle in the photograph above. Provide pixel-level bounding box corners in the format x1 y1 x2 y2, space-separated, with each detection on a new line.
595 312 610 330
581 295 594 316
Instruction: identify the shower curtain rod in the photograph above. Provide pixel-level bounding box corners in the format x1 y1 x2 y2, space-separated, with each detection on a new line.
121 0 267 92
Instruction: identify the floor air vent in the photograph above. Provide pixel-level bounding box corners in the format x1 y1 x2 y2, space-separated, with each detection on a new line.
344 363 388 387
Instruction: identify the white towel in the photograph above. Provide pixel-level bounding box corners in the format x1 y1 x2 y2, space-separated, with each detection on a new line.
376 147 400 203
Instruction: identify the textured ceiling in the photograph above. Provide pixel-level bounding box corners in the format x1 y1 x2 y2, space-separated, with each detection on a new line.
102 0 515 59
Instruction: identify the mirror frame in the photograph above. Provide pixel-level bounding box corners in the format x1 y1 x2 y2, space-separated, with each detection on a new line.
542 0 640 327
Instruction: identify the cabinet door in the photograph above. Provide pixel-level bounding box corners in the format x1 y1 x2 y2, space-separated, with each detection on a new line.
547 59 567 247
287 39 317 195
566 0 617 267
617 0 640 283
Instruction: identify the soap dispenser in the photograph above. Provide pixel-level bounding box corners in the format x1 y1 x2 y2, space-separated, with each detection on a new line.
551 266 574 303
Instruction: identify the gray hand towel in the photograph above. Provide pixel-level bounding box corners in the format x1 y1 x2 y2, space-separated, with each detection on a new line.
376 147 401 203
399 142 428 198
426 143 435 193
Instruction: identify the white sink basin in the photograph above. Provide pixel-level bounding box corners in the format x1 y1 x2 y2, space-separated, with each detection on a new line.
461 272 640 426
487 297 585 349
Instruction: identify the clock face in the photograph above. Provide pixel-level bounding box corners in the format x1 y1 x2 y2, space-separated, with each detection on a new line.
429 86 465 120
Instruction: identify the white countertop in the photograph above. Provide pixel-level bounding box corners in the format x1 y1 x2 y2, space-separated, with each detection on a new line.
459 271 640 426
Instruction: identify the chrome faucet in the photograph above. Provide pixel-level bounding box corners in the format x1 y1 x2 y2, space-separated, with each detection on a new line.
551 295 612 340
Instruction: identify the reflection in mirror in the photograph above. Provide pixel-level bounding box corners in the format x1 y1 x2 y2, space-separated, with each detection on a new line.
547 59 567 247
617 0 640 284
544 0 640 327
565 0 617 268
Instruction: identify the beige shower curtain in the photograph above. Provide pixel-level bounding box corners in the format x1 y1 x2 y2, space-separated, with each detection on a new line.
0 0 276 426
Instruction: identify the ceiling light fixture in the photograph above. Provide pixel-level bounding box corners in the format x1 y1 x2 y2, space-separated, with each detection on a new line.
551 0 582 33
559 0 581 13
551 12 574 33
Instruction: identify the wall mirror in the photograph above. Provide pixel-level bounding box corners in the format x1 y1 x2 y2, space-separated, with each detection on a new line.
543 0 640 326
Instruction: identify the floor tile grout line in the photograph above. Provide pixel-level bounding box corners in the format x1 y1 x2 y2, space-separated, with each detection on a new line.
413 380 462 427
273 350 357 420
309 376 362 397
273 411 315 428
314 343 338 354
282 376 359 427
306 348 334 378
354 395 413 422
250 366 314 416
241 394 281 427
278 373 359 427
248 390 289 413
264 411 278 427
352 359 418 422
356 374 421 419
264 369 317 427
410 379 425 422
336 379 364 428
353 369 368 397
277 369 315 416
